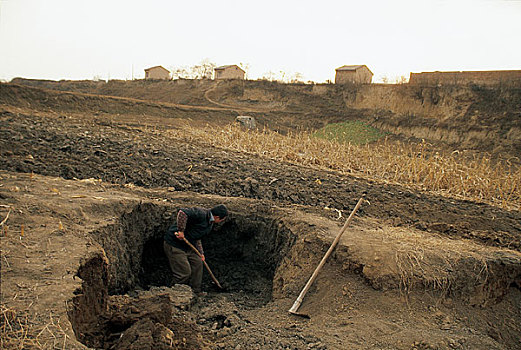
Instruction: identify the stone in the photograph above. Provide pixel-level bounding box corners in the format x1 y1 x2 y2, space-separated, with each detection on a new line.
236 116 256 130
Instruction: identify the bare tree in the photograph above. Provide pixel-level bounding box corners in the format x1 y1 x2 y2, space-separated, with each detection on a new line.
170 66 190 79
289 72 304 83
395 75 408 84
261 71 276 81
191 58 216 79
170 59 217 79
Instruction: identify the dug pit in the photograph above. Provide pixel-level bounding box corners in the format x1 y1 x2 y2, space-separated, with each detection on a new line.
65 199 521 349
66 201 300 348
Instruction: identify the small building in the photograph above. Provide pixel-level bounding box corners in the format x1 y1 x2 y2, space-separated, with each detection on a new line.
335 65 373 84
144 66 171 80
214 65 245 80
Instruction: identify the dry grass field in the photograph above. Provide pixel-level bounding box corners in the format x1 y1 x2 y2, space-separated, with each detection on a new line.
177 123 521 210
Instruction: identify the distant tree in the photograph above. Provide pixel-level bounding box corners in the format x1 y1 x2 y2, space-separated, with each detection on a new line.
170 59 216 79
380 76 389 84
279 70 286 82
191 58 216 79
261 71 276 81
170 66 190 79
395 75 408 84
289 72 304 83
259 70 305 83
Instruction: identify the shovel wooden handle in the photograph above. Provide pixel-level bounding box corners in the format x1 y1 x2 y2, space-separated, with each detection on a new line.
182 237 223 289
289 196 364 315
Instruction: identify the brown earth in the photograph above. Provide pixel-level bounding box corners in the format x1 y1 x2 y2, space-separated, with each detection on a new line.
12 78 521 161
1 80 521 350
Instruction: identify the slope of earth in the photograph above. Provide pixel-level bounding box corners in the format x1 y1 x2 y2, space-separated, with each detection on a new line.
2 82 362 134
1 83 521 349
1 86 520 251
345 84 521 161
12 78 521 161
10 78 218 108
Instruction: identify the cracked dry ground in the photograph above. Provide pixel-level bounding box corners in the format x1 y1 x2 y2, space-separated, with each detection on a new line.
1 107 521 349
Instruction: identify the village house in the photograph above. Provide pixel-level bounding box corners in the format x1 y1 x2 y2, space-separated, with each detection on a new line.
214 65 245 80
335 65 373 84
144 66 171 80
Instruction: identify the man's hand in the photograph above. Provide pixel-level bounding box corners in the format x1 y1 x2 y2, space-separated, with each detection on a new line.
201 254 205 262
175 231 185 239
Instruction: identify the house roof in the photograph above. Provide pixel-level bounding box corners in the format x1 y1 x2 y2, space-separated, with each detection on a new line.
215 65 245 72
335 65 373 75
144 65 170 73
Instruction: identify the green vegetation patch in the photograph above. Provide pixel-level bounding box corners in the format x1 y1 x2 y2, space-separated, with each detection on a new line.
312 121 385 145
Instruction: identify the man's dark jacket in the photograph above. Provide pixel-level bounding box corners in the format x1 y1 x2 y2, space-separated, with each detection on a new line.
164 207 214 251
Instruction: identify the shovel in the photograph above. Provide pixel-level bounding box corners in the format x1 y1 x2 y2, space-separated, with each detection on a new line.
182 237 223 289
288 196 365 318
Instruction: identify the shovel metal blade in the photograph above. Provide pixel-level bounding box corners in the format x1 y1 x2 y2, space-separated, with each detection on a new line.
288 299 310 318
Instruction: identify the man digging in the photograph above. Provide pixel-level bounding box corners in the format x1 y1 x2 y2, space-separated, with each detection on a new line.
163 204 228 296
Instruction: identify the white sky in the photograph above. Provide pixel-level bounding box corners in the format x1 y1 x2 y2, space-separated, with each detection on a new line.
0 0 520 83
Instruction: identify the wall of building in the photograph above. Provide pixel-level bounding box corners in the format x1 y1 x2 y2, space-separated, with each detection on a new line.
409 71 521 86
145 68 170 80
215 66 245 80
335 68 372 84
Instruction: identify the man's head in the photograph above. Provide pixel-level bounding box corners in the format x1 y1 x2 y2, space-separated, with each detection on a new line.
211 204 228 223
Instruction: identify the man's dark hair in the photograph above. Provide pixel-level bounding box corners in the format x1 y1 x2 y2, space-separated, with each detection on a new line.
211 204 228 218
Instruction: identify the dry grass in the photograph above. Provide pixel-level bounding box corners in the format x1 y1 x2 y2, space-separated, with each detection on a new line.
0 304 71 350
388 229 491 297
169 124 520 210
364 224 510 300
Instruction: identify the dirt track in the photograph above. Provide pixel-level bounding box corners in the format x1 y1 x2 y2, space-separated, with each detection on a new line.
1 81 521 349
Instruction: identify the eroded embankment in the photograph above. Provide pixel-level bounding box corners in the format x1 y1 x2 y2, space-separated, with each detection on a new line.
341 84 521 158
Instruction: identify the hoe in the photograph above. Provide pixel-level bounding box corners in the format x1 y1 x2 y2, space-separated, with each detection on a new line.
183 237 223 289
288 196 365 318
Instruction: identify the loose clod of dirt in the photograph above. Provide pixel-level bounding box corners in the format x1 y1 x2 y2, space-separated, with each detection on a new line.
1 80 521 349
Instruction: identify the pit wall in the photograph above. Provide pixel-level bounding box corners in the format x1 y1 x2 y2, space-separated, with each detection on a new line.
204 209 298 295
86 200 303 295
89 202 171 294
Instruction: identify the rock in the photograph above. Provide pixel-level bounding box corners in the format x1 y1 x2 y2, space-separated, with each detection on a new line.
236 116 256 130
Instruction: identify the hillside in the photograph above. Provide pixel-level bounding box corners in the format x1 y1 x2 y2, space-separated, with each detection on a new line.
12 77 521 161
